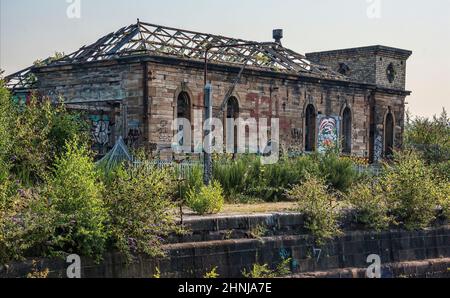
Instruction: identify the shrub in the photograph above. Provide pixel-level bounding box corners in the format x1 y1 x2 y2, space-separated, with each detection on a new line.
242 258 291 278
404 108 450 164
213 155 259 201
204 267 220 278
176 164 204 201
0 185 48 264
213 154 321 202
186 181 224 215
381 150 441 230
0 82 14 181
319 151 359 193
8 95 89 184
44 138 108 260
288 175 341 245
104 163 179 260
347 183 392 231
435 179 450 220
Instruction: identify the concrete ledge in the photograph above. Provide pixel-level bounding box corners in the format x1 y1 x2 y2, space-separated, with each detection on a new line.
170 212 306 243
290 258 450 278
2 226 448 278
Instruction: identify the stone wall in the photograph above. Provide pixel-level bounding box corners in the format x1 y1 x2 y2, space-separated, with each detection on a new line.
1 212 448 278
146 61 372 157
306 45 412 91
31 48 410 160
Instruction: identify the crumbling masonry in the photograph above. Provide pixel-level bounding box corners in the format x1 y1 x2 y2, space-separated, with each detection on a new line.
5 20 412 162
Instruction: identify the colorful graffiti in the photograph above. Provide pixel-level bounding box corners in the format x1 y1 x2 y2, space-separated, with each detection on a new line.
317 115 340 153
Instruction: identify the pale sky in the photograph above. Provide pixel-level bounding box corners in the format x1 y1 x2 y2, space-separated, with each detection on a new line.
1 0 449 117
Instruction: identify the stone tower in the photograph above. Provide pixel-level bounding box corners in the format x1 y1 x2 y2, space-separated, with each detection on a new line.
306 46 412 162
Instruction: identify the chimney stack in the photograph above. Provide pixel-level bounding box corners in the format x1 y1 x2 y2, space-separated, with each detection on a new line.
273 29 283 45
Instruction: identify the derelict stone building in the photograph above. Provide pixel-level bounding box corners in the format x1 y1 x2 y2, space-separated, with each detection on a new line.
5 20 412 162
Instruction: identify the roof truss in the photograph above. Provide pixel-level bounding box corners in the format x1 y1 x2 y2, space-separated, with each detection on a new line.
5 20 345 90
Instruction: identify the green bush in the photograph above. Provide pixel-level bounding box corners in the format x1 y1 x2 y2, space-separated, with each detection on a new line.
1 138 106 264
288 175 341 245
242 258 291 278
381 151 442 230
319 151 359 193
0 82 14 182
213 154 321 202
104 162 179 260
186 181 224 215
44 138 108 260
347 183 392 231
212 155 259 201
176 164 204 201
8 95 89 184
404 109 450 164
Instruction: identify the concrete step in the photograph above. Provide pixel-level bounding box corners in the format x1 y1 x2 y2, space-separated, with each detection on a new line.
160 226 450 278
169 212 307 244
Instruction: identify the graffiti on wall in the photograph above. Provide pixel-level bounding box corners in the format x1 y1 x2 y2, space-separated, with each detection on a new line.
374 134 383 162
317 115 340 154
90 115 111 147
291 128 302 145
127 120 141 147
157 120 171 142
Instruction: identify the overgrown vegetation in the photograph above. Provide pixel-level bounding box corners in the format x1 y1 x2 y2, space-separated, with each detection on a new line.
380 151 446 230
104 161 179 261
242 258 292 278
186 181 224 215
288 176 341 245
0 81 179 264
212 151 358 203
0 76 448 267
347 182 392 231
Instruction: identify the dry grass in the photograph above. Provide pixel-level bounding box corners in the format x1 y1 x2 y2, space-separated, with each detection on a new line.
220 202 297 214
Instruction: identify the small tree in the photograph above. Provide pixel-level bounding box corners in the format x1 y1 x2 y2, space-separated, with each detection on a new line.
44 138 108 260
347 182 392 231
104 163 179 261
0 81 14 182
404 108 450 164
186 181 224 215
381 150 441 230
288 175 341 245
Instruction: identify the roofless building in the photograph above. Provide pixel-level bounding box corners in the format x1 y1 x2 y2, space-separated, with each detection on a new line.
5 20 412 162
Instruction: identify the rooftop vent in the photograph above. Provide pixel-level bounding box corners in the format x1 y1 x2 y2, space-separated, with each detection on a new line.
273 29 283 45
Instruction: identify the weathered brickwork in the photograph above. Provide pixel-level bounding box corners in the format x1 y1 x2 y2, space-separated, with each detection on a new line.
27 43 412 162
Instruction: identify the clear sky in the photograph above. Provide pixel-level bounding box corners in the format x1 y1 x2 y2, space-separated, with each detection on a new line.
1 0 449 117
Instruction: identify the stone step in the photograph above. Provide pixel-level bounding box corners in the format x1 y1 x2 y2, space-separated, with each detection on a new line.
168 212 307 244
159 226 450 278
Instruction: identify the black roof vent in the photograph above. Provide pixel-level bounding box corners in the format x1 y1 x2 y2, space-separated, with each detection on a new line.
273 29 283 45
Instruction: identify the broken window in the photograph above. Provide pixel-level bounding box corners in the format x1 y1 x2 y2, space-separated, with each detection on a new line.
225 97 240 153
305 104 317 152
342 107 352 154
176 92 191 147
384 112 394 157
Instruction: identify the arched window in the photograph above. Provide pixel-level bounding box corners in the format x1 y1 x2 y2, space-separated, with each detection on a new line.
305 104 316 152
225 97 239 153
385 112 394 157
342 107 352 154
176 92 191 147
